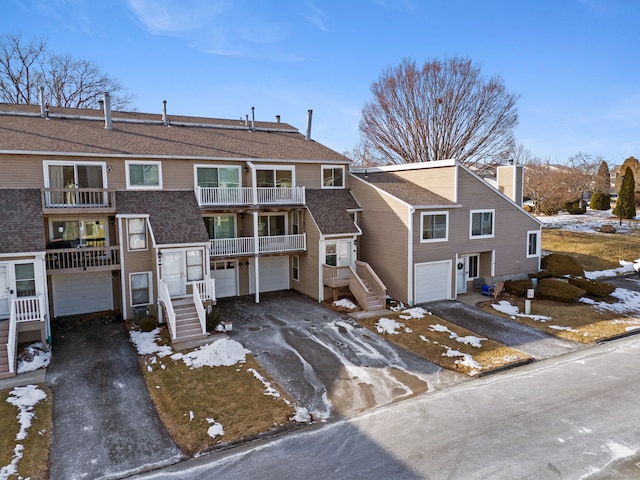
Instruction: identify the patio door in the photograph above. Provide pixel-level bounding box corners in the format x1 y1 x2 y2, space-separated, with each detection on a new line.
0 264 10 317
162 252 185 297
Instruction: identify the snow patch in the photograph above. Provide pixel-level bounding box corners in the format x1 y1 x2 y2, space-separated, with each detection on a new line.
206 418 224 438
491 301 552 322
180 338 249 368
333 298 357 310
291 406 312 423
129 328 173 357
375 317 404 334
247 368 281 398
399 307 431 319
16 342 51 374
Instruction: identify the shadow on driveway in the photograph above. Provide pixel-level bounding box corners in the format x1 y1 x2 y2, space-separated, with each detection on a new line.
217 291 466 421
46 314 184 480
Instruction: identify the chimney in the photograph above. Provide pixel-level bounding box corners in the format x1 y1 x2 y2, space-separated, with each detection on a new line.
275 115 281 124
305 109 313 141
39 87 46 118
251 106 255 131
162 100 168 126
103 92 113 130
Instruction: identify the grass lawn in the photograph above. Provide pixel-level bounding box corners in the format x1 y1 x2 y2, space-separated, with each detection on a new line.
477 296 640 344
357 308 531 376
137 331 297 456
542 227 640 272
0 384 52 479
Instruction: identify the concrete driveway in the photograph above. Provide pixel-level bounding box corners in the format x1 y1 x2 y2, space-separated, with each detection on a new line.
217 291 465 421
46 314 184 480
423 299 583 360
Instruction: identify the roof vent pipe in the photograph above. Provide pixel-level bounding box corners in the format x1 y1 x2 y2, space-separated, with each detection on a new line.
276 115 281 123
251 106 255 131
306 109 313 141
39 87 46 118
245 114 249 126
162 100 168 126
103 92 113 130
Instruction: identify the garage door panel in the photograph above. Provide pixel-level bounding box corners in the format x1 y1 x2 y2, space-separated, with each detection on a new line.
250 257 289 293
415 261 451 304
210 261 238 298
53 272 113 316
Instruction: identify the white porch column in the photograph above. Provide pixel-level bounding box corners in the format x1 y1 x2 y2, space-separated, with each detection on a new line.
253 211 260 303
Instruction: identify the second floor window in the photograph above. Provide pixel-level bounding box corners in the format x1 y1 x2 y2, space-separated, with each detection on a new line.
128 218 147 251
196 166 240 188
322 166 345 188
421 212 448 242
470 210 494 238
126 161 162 189
256 168 293 188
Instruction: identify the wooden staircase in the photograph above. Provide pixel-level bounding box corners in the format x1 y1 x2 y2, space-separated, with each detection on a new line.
172 298 209 351
0 321 15 379
362 279 384 311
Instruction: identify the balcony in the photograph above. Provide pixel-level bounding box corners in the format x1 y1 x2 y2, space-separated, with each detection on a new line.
196 186 305 207
42 188 116 213
209 234 306 257
46 245 120 272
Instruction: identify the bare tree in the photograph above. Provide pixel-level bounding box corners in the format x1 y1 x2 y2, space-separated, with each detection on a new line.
0 33 133 109
359 57 519 166
343 142 378 168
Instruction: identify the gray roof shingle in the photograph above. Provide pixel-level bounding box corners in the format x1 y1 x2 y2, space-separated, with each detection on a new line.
305 189 360 235
116 191 209 245
0 189 45 253
352 171 456 207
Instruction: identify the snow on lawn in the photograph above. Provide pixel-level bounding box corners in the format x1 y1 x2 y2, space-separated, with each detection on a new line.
580 287 640 315
491 300 552 323
129 328 173 357
247 368 286 401
1 385 47 478
333 298 357 310
375 318 411 334
173 338 249 368
206 418 224 438
428 324 487 348
441 346 482 376
16 342 51 374
399 307 431 319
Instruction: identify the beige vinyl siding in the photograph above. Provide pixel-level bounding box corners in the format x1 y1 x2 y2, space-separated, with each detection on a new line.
120 218 155 320
393 167 457 202
293 210 320 299
350 176 410 304
0 154 46 188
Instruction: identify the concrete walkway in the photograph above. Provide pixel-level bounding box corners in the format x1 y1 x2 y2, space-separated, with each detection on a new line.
46 315 184 480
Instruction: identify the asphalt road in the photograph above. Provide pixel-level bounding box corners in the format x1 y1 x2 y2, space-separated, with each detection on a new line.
132 334 640 480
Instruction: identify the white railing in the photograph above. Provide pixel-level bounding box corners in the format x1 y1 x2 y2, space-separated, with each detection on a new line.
192 287 207 336
158 281 177 340
196 186 305 206
6 296 45 375
46 246 120 271
209 234 306 257
209 237 255 257
258 234 306 253
42 188 115 209
193 278 216 302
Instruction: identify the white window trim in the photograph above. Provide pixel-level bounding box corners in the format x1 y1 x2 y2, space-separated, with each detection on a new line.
130 271 153 307
527 230 541 258
258 212 288 236
321 165 345 189
469 209 495 239
42 160 108 188
193 164 242 188
125 160 163 190
255 165 296 187
127 218 148 252
292 255 300 282
420 211 449 243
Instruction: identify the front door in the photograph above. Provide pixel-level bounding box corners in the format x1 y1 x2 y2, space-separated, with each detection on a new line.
162 252 185 297
0 264 10 317
456 257 467 294
337 240 353 267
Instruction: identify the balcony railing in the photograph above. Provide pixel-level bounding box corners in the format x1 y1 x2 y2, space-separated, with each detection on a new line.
46 245 120 271
196 186 305 207
209 234 306 257
42 188 115 211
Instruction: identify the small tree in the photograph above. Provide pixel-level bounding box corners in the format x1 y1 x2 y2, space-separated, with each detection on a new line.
616 157 640 193
612 166 636 219
590 160 611 210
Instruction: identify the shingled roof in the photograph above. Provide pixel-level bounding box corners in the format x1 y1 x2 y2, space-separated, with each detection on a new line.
352 171 456 207
116 191 209 246
0 103 349 162
305 189 361 236
0 189 45 253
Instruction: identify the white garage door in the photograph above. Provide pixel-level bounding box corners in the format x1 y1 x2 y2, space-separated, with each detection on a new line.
415 260 452 304
210 261 238 298
249 256 289 293
52 271 113 316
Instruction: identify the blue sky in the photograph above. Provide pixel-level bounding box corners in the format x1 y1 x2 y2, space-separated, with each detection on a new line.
2 0 639 164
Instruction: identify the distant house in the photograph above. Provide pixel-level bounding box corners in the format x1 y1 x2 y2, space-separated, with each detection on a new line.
350 160 542 306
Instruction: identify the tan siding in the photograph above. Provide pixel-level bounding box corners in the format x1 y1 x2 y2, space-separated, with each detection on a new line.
120 218 155 319
293 210 320 299
393 168 457 201
350 177 410 304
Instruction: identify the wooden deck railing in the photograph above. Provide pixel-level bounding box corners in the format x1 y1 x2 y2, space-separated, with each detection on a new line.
355 260 387 308
322 265 351 288
45 246 120 271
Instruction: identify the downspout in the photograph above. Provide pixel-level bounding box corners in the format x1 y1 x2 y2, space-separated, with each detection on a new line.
246 161 257 205
318 237 325 303
407 207 414 306
117 217 127 319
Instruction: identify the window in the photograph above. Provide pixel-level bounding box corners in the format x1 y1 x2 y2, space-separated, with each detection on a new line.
256 168 293 188
44 161 107 205
467 255 479 279
291 211 300 235
130 272 151 306
186 250 204 282
50 219 107 247
195 166 240 188
292 255 300 281
128 218 147 251
15 263 35 297
204 215 236 239
470 210 494 238
325 243 337 266
126 161 162 189
421 212 448 242
258 214 286 236
322 166 345 188
527 231 541 257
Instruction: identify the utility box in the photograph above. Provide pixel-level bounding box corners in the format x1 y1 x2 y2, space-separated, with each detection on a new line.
134 306 147 325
